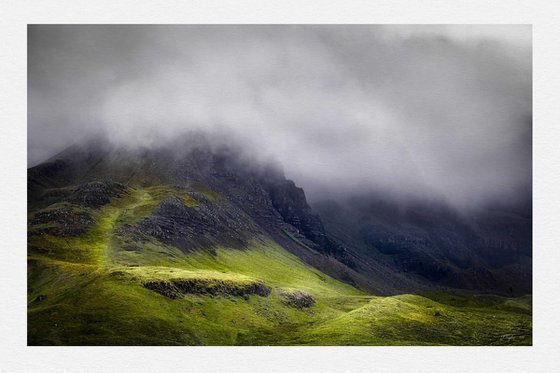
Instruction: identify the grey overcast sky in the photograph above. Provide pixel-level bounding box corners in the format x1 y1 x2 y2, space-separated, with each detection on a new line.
28 25 531 208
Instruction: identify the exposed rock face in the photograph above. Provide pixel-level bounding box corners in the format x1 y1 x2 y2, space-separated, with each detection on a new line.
190 150 358 265
141 278 271 299
28 180 126 237
266 180 326 244
154 196 189 217
264 179 355 265
29 206 94 236
67 181 127 208
129 195 259 253
280 290 315 309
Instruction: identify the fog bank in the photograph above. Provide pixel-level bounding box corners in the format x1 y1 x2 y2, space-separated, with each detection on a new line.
28 25 531 208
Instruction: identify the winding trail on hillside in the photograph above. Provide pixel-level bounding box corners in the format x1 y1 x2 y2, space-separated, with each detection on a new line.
96 187 155 268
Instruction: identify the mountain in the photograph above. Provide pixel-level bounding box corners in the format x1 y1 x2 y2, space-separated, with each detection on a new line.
27 136 532 345
313 195 532 296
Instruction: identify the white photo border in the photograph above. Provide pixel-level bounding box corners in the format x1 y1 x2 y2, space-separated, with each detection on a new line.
2 1 558 372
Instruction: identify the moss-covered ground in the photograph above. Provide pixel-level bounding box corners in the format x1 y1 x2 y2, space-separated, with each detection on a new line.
27 185 532 345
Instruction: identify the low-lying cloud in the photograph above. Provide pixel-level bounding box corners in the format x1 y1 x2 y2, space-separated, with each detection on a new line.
28 25 532 208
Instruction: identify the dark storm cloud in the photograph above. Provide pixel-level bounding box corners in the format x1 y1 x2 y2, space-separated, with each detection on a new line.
28 25 531 208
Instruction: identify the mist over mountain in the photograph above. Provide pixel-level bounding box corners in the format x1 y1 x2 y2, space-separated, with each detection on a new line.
28 25 531 210
27 25 532 346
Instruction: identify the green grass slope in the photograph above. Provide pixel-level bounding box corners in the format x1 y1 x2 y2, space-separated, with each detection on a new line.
28 185 531 345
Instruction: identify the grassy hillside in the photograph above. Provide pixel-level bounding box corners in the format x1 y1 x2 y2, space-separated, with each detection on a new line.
28 185 531 345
